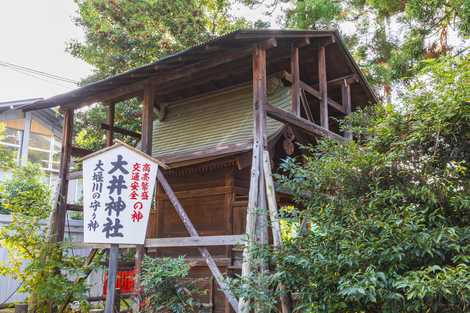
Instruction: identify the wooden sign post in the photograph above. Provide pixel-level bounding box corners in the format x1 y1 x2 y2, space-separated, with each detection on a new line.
81 141 163 313
104 244 119 313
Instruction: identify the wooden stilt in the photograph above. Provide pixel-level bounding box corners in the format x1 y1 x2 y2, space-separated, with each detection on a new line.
290 45 300 115
157 171 239 312
263 151 292 313
135 85 155 301
55 108 74 242
239 45 270 313
341 79 352 140
318 46 328 129
106 103 115 146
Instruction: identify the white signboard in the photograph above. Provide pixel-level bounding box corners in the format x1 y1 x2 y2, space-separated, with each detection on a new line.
82 143 159 244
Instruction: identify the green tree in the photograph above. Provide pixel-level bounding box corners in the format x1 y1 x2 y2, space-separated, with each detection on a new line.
275 55 470 312
69 0 250 150
0 165 90 312
247 0 469 100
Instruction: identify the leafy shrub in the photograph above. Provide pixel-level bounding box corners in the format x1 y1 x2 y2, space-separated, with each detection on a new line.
141 256 202 313
275 55 470 312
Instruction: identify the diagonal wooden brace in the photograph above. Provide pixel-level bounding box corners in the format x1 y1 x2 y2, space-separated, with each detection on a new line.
157 170 239 312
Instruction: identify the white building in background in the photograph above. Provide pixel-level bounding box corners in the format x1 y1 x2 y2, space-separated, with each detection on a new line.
0 98 82 200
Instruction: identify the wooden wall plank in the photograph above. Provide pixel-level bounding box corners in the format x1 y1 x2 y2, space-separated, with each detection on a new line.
157 170 240 312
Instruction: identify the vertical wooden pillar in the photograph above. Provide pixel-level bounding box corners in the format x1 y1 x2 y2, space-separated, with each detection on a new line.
318 46 328 129
255 47 269 266
106 103 115 146
342 80 352 140
290 45 300 115
56 108 74 242
239 45 269 313
135 84 155 296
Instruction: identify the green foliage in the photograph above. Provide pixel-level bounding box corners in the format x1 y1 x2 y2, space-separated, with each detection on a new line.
141 255 202 313
69 0 251 149
0 163 51 217
284 0 469 97
0 165 91 312
69 0 249 77
0 123 15 171
274 55 470 312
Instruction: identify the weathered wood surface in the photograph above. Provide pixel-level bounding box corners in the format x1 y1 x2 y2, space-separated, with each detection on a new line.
134 84 156 302
299 81 345 113
318 46 329 129
70 146 94 158
157 170 240 312
265 103 346 141
263 150 292 313
290 45 300 114
106 103 115 146
283 71 346 113
342 79 353 140
146 235 245 248
239 44 270 313
56 108 74 242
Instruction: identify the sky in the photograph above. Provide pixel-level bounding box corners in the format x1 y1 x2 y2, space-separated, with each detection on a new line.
0 1 282 103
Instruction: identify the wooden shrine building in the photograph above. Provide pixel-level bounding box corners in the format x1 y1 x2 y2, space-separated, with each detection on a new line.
21 30 376 313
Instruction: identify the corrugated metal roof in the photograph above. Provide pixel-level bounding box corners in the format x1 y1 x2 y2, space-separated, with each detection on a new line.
20 29 377 112
152 78 290 161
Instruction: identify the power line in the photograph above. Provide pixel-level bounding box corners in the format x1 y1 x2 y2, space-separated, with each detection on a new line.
0 60 79 85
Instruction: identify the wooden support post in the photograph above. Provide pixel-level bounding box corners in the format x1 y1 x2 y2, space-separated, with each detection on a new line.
263 151 292 313
318 46 329 129
255 46 269 261
55 108 74 242
341 79 352 140
239 44 270 313
157 171 240 312
104 244 119 313
106 103 115 146
134 84 155 299
290 45 300 115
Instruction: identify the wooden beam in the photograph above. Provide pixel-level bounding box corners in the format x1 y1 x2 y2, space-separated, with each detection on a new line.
300 81 345 113
342 79 353 140
55 108 74 242
283 72 346 114
145 235 245 248
106 103 115 146
100 123 141 139
319 73 358 87
66 204 82 212
290 45 300 114
70 146 94 158
67 170 82 180
157 170 239 312
265 103 346 142
318 46 328 129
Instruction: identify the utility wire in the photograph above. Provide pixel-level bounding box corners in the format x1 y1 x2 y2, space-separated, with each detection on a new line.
0 60 79 85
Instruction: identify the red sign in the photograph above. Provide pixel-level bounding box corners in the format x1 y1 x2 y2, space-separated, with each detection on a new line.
103 270 136 295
